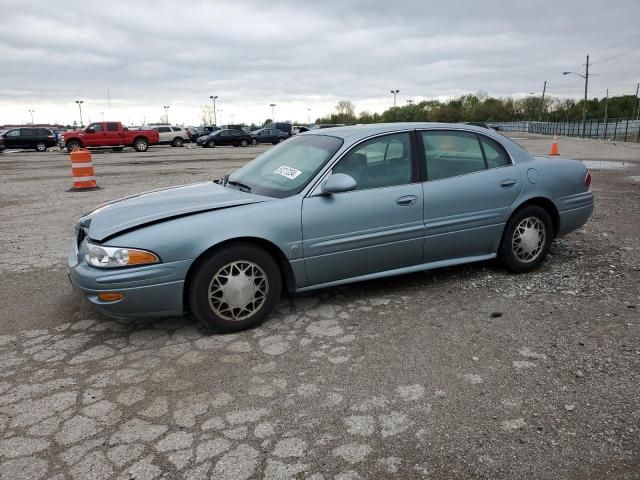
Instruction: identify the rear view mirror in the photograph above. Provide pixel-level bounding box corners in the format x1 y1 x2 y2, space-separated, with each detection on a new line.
321 173 357 195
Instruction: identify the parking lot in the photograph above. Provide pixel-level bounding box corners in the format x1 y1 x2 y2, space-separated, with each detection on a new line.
0 136 639 479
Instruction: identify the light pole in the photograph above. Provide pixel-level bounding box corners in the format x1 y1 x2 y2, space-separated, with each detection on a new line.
406 99 414 105
163 105 170 124
217 109 223 125
539 80 547 121
209 95 218 125
390 89 400 107
270 103 276 123
99 111 104 121
307 108 311 124
28 109 34 125
75 100 84 127
563 54 590 137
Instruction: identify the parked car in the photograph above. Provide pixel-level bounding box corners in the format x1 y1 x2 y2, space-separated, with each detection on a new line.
0 135 5 152
308 124 346 130
60 122 160 152
292 125 310 135
148 125 190 147
190 126 219 142
1 127 57 152
266 122 293 137
68 123 593 332
196 129 252 148
250 128 288 145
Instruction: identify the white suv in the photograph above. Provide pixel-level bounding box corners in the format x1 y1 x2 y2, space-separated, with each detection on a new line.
149 125 190 147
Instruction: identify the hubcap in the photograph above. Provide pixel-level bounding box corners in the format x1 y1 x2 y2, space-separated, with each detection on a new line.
208 261 268 321
512 216 546 263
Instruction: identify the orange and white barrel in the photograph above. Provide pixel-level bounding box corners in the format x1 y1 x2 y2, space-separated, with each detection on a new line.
69 148 97 189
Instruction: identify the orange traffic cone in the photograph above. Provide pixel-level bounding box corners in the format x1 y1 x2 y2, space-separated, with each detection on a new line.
69 148 98 191
549 135 560 156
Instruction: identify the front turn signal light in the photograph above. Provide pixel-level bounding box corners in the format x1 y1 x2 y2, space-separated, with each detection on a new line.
98 293 124 302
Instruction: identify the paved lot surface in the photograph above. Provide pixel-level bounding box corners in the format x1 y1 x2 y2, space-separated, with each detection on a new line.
0 136 638 479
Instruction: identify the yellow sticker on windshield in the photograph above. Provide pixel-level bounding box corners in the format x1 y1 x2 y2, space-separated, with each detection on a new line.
274 166 302 180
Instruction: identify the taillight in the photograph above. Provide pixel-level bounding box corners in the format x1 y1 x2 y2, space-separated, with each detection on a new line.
585 171 592 189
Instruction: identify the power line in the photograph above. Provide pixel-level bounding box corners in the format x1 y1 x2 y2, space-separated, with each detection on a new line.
590 31 640 55
591 49 640 65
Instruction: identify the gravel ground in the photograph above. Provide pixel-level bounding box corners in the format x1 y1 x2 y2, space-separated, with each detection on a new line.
0 136 638 479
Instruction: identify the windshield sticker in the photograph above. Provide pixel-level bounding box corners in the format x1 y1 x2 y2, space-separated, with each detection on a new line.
273 166 302 180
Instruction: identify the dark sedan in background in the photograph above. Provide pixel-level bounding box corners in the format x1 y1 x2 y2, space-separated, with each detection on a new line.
196 129 252 148
1 127 57 152
250 128 288 145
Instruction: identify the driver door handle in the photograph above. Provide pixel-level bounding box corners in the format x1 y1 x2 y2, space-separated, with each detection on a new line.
396 195 418 206
501 179 517 188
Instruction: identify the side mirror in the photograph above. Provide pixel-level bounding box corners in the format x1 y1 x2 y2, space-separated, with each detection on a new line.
321 173 357 195
86 128 95 133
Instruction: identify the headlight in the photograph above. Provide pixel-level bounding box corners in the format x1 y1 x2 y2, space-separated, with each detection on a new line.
85 242 160 268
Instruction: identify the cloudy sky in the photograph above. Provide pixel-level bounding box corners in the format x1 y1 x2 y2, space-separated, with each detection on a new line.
1 0 639 126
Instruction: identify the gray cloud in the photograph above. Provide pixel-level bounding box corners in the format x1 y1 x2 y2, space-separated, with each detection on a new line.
1 0 639 124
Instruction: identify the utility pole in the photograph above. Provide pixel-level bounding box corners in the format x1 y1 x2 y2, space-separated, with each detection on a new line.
390 89 400 107
307 108 311 124
582 55 589 137
270 104 276 123
540 80 547 121
107 88 111 109
633 83 639 120
209 96 218 125
28 109 34 125
562 54 590 137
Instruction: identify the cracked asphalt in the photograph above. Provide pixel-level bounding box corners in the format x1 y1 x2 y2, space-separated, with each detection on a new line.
0 136 638 479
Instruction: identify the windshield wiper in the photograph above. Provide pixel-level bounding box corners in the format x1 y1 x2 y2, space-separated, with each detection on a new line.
215 174 230 186
226 180 252 192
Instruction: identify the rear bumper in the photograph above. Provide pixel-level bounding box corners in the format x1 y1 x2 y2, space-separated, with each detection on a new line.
68 241 191 318
557 198 594 237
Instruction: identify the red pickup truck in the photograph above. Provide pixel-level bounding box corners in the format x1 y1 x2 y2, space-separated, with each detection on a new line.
60 122 160 153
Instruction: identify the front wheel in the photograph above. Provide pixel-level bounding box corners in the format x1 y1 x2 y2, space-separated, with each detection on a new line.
499 206 553 273
207 140 216 148
189 244 282 332
240 140 249 147
133 138 149 152
251 138 258 145
278 137 285 143
66 140 81 152
35 142 47 152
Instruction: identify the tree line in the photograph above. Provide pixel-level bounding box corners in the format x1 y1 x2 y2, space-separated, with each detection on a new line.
316 93 639 125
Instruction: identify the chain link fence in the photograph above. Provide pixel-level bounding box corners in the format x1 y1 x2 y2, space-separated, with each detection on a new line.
492 117 640 143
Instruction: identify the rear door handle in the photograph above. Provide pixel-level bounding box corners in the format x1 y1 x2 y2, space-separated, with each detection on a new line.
501 179 517 188
396 195 418 206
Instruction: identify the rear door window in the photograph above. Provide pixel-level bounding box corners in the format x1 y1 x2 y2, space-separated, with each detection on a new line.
478 136 511 168
20 129 35 137
421 131 486 181
106 123 119 132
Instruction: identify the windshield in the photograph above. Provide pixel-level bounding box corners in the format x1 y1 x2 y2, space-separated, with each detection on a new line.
228 135 343 198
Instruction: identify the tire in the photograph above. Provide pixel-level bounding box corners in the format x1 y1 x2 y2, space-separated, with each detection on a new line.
207 140 216 148
35 142 47 152
172 137 184 147
278 137 285 143
499 205 553 273
66 140 82 152
251 138 258 145
133 138 149 152
189 244 282 332
240 140 249 147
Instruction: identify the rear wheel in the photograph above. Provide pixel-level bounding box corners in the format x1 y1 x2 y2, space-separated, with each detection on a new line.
189 244 282 332
172 137 184 147
35 142 47 152
499 206 553 273
240 139 249 147
133 138 149 152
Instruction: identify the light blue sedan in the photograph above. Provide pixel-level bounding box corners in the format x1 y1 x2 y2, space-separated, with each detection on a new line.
68 123 594 331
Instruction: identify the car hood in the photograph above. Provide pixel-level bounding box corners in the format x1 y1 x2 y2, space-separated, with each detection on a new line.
81 182 270 241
